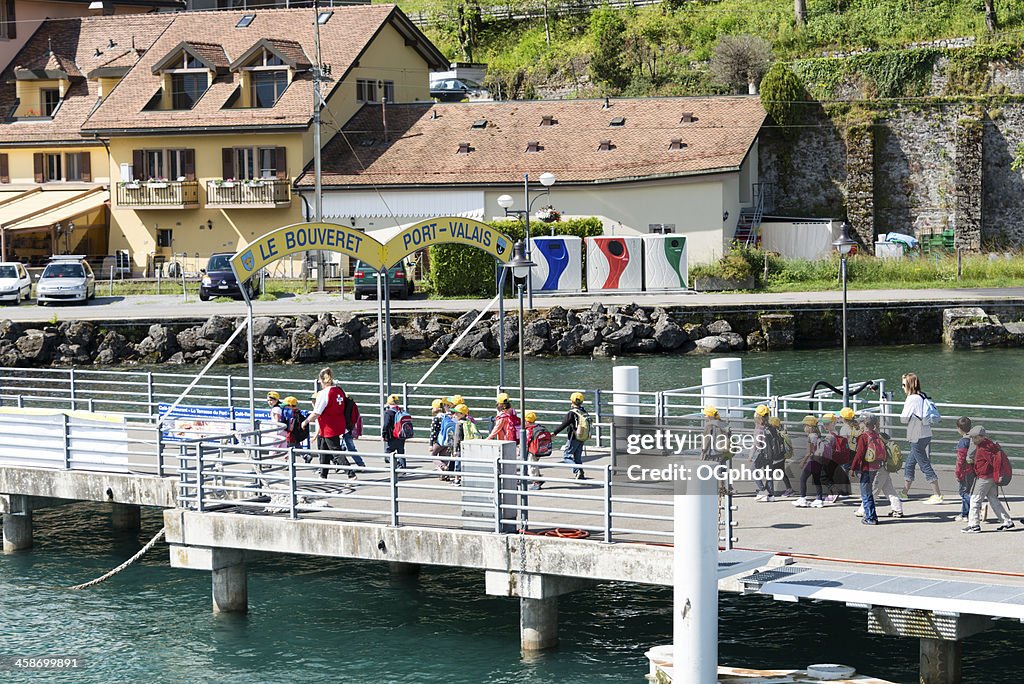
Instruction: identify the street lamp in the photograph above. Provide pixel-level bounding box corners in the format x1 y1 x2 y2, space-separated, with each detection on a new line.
502 240 535 529
833 222 856 407
497 172 555 310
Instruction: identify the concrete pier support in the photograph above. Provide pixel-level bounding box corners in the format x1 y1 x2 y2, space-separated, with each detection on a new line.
111 503 141 531
211 549 247 614
920 638 962 684
389 562 421 576
3 495 33 553
520 596 558 651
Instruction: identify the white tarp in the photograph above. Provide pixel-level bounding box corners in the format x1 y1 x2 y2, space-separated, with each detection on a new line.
318 189 485 219
760 220 838 260
0 408 130 472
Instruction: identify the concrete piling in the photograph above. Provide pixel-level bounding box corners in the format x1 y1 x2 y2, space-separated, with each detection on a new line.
520 596 558 651
2 495 33 553
111 503 142 531
919 638 962 684
211 549 248 614
388 562 421 576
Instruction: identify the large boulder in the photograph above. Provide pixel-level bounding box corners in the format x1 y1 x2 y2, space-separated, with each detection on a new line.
759 313 795 350
263 336 291 361
137 323 178 360
521 319 550 355
198 315 235 343
429 333 455 355
291 330 322 363
555 329 583 356
652 318 687 350
319 326 359 360
60 320 96 348
625 338 658 354
453 326 493 357
707 319 732 335
720 332 746 351
176 327 203 353
0 320 21 342
452 310 480 334
1004 321 1024 347
682 323 707 340
693 335 730 354
93 330 130 365
16 330 58 363
252 317 280 340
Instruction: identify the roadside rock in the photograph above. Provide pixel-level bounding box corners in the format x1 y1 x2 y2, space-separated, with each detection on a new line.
942 307 1007 349
199 315 234 344
252 317 280 340
694 335 730 354
720 332 746 351
1004 321 1024 347
94 331 130 365
759 313 794 350
682 323 707 340
60 321 96 348
452 310 480 334
0 320 21 342
652 318 687 350
707 319 732 335
319 326 359 360
746 330 767 352
262 336 291 361
291 330 322 363
16 330 57 363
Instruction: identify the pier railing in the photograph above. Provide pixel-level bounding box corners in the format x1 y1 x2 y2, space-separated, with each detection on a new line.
174 442 677 544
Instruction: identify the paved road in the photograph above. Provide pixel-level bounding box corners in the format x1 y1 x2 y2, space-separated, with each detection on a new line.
2 287 1023 323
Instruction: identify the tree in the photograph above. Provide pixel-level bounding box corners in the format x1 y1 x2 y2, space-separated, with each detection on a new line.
795 0 807 27
984 0 999 33
710 35 772 94
588 8 630 93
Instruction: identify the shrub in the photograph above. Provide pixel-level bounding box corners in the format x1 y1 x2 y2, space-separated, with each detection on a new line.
428 217 604 297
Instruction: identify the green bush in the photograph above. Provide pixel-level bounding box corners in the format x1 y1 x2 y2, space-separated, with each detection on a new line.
428 217 604 297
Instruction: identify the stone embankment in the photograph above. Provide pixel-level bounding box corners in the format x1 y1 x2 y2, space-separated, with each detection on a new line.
0 302 1021 367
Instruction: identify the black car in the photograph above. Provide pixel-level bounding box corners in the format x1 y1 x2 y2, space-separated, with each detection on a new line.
199 252 256 301
429 78 486 102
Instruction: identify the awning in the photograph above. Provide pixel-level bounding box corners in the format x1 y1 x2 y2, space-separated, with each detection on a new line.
316 189 484 219
4 187 107 233
1 187 107 234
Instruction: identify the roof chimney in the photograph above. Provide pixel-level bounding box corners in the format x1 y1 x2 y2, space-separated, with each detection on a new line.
602 97 610 109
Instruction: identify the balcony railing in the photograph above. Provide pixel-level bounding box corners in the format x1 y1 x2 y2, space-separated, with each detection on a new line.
117 181 200 209
205 179 291 208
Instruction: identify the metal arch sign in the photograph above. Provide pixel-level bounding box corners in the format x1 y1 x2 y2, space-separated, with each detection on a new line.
230 218 514 282
382 217 513 268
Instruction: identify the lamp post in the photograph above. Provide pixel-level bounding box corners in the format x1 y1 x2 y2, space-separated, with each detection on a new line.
502 241 535 529
833 223 856 407
497 171 555 310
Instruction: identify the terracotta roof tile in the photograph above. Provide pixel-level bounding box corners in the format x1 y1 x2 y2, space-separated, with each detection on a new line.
83 5 413 134
0 13 174 145
300 96 766 187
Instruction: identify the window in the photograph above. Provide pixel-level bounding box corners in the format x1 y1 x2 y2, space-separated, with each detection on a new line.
232 147 280 179
42 263 84 278
65 151 83 180
131 148 194 182
356 79 394 103
235 13 255 28
143 149 164 179
1 0 16 41
41 89 60 117
157 229 173 248
317 11 333 25
166 149 189 180
259 147 277 178
250 70 288 108
171 72 207 110
44 153 61 182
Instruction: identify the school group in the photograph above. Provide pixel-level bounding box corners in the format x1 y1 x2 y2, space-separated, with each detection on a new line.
259 366 594 490
702 372 1016 531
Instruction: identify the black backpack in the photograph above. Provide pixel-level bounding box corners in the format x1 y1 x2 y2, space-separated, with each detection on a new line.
765 425 785 463
285 408 310 445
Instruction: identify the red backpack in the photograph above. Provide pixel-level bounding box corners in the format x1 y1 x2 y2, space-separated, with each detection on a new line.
529 426 553 457
995 443 1014 487
498 412 521 442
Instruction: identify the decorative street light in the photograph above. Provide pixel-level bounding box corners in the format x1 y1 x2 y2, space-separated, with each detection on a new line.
502 240 536 529
833 222 856 407
497 171 555 310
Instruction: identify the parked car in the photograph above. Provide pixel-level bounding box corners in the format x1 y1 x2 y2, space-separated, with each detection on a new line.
353 260 415 300
429 78 488 102
200 252 257 301
0 262 32 304
36 256 95 305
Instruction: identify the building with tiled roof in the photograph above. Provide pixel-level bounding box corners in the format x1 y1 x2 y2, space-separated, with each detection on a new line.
0 5 445 269
299 97 767 264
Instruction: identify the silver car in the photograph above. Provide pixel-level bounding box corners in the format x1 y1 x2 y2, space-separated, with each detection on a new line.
36 256 96 305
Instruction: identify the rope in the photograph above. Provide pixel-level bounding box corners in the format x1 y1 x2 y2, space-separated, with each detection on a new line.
66 527 166 590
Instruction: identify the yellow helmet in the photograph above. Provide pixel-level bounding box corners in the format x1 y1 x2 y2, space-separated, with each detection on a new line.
570 391 585 405
839 407 856 421
703 406 719 418
496 392 510 404
431 398 443 410
266 391 280 400
450 394 465 406
387 394 401 405
453 403 469 416
821 413 836 423
441 397 453 407
754 405 770 417
802 415 818 427
525 410 537 423
283 396 298 407
769 416 782 427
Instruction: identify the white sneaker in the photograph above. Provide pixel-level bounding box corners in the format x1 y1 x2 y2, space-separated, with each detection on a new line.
759 496 776 503
792 497 809 508
755 491 768 500
810 499 825 508
855 508 864 517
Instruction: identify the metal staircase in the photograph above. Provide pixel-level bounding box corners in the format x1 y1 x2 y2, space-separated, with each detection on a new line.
733 182 775 247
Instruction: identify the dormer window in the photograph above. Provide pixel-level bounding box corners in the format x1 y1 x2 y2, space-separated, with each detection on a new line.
171 72 207 110
150 42 227 111
41 88 60 117
228 40 309 109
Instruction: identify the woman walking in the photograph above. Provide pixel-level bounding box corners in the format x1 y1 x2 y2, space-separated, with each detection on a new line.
899 372 942 504
793 416 827 508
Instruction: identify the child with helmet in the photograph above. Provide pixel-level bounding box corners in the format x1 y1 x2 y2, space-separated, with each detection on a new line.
551 391 590 480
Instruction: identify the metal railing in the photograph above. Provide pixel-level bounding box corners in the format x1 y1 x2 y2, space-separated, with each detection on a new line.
205 179 290 206
116 180 199 208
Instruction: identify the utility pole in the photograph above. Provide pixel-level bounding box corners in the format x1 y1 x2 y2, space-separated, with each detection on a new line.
313 1 325 292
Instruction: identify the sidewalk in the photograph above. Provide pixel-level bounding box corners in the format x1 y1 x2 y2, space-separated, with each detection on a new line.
3 286 1023 323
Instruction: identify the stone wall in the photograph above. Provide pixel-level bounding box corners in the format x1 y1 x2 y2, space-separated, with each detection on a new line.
759 101 1024 248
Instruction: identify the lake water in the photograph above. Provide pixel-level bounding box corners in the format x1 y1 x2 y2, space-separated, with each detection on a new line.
3 346 1023 683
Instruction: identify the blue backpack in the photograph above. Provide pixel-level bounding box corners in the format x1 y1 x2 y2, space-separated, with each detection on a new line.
437 414 457 447
922 393 942 426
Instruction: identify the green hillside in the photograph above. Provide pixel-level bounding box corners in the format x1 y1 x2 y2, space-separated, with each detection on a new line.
389 0 1024 98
